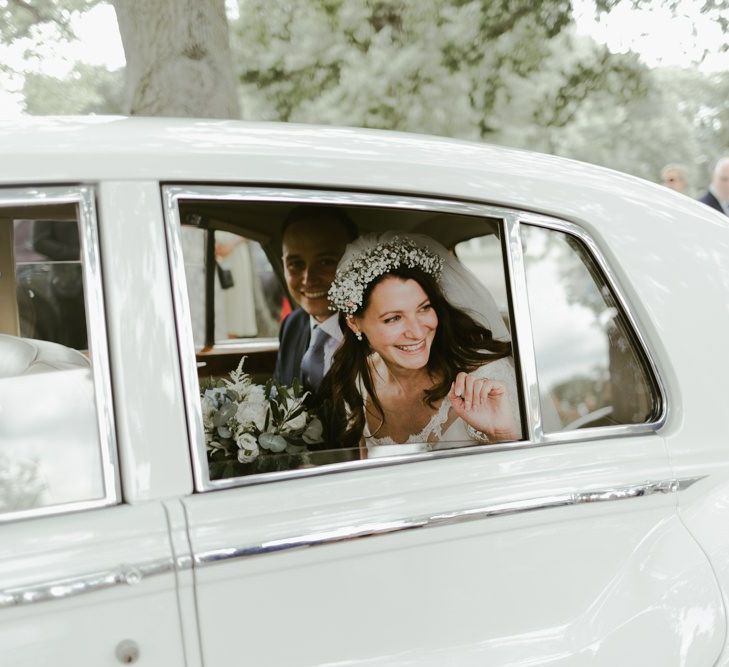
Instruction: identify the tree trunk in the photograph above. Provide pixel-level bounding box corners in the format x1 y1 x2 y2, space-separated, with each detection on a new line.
112 0 240 118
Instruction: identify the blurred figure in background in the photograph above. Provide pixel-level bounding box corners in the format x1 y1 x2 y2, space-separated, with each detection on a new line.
698 158 729 216
660 164 690 195
32 220 87 349
215 232 279 338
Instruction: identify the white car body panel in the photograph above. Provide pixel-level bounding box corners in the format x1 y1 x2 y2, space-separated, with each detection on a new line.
185 436 722 665
96 180 192 502
0 117 728 664
0 504 185 666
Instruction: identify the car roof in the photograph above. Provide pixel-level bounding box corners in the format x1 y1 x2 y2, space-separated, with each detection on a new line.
0 115 721 232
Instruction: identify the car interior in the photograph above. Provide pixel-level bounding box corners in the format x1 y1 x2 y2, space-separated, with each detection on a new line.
176 199 509 386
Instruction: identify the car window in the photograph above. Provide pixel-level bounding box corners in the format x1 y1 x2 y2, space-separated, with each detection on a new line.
521 224 660 432
182 225 287 347
171 195 523 485
454 234 510 334
0 211 109 518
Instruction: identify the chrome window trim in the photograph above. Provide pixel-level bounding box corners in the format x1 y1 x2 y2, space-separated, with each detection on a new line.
162 185 667 492
194 476 703 567
0 556 174 608
516 212 668 442
0 185 120 523
503 215 541 442
163 187 209 490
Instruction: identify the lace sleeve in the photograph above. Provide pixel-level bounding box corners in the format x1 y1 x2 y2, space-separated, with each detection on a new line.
471 356 522 440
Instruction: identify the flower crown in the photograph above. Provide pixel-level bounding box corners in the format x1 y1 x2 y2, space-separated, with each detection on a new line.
328 236 445 315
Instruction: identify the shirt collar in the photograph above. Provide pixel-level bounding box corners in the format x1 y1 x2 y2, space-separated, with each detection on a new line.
309 313 343 342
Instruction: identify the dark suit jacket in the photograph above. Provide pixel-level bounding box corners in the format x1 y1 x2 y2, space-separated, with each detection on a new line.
698 191 727 215
273 307 311 386
33 220 80 260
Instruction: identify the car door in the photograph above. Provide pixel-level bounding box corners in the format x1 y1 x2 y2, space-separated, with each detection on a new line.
166 186 724 666
0 187 187 667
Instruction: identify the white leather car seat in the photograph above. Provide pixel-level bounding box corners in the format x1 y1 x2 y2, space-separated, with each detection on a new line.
0 333 89 377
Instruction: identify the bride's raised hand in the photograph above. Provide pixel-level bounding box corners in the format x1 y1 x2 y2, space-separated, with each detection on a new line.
449 371 517 443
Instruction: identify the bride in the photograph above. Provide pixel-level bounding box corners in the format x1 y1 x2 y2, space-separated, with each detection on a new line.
325 232 521 458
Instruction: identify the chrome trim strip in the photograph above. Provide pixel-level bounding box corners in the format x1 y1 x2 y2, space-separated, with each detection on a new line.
198 338 279 355
0 186 120 524
195 476 704 566
516 212 668 434
163 187 210 491
0 557 174 608
77 186 121 509
503 215 541 442
163 186 522 220
161 185 668 492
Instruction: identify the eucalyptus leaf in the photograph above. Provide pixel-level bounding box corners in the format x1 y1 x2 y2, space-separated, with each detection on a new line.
259 432 288 453
217 401 237 424
270 399 281 424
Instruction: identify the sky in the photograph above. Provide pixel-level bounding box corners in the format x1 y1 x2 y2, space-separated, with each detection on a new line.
0 0 726 117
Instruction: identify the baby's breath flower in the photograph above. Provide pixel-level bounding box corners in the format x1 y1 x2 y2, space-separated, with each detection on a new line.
328 236 444 315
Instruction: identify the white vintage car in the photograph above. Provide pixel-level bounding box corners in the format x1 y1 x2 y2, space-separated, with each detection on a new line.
1 116 728 666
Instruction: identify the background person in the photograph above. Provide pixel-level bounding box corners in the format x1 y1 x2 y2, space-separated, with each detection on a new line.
698 157 729 216
274 206 357 391
32 219 87 349
660 164 690 195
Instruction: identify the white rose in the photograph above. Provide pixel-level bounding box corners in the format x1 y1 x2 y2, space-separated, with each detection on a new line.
283 411 307 433
201 396 217 429
236 432 259 463
259 432 288 453
236 399 268 432
246 384 266 403
302 417 324 444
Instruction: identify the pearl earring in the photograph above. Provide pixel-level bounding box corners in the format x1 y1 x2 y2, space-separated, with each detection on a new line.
355 331 363 341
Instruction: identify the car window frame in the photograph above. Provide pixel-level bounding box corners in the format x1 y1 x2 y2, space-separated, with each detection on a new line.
0 185 120 523
162 185 667 493
514 212 667 443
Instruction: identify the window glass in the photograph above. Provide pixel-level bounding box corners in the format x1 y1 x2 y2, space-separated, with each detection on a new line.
454 234 510 334
16 219 87 349
521 224 659 432
182 226 286 348
0 213 105 516
175 199 523 483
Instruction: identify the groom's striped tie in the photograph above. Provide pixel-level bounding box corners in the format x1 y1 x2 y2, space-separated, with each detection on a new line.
300 325 329 392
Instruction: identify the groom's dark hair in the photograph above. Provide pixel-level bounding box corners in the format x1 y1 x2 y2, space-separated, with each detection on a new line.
281 205 358 243
324 266 511 449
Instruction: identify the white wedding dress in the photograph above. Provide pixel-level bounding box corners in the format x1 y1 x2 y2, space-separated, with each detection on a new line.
362 357 522 459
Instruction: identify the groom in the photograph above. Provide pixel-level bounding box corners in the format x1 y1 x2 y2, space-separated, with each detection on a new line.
274 206 357 393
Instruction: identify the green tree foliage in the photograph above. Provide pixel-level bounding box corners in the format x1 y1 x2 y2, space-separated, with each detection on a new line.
232 0 727 183
234 0 646 143
22 63 124 114
0 0 98 52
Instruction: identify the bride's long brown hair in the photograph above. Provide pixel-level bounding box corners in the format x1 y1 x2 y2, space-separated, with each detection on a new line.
322 266 511 449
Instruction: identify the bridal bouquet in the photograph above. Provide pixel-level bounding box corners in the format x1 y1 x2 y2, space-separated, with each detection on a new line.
201 357 325 478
